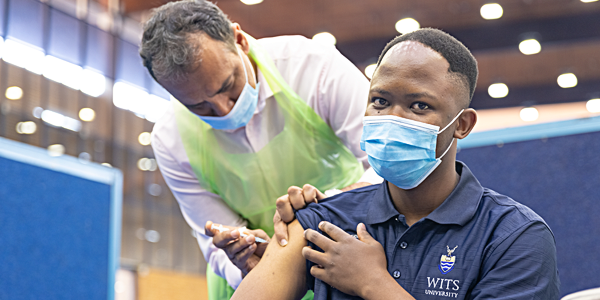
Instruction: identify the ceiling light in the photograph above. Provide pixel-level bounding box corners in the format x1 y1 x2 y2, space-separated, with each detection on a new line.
145 230 160 243
41 109 82 132
581 0 598 3
138 132 152 146
488 83 509 98
312 32 336 45
137 158 157 171
557 73 577 88
16 121 36 134
519 39 541 55
43 55 82 90
364 64 377 79
47 144 65 157
79 108 95 122
2 39 44 74
586 99 600 113
6 86 23 100
520 107 539 122
480 3 503 20
240 0 263 5
395 18 420 34
81 69 106 97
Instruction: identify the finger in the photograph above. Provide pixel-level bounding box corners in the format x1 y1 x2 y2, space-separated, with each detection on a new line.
303 184 327 201
205 221 215 237
276 194 295 223
273 211 289 247
254 238 269 257
247 228 270 242
302 246 329 267
304 228 334 252
234 242 256 264
356 223 375 243
223 235 255 259
309 266 328 283
288 186 306 210
319 221 352 242
301 184 321 205
212 230 241 249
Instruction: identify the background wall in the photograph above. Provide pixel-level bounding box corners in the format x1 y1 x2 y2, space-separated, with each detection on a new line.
458 125 600 297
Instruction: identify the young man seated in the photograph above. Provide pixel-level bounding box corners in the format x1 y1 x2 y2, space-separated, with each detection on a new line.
209 28 560 300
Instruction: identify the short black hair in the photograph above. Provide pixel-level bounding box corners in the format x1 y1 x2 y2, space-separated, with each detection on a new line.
376 28 478 103
140 0 235 82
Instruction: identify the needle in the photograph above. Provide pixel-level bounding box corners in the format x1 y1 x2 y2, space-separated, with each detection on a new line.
211 224 267 243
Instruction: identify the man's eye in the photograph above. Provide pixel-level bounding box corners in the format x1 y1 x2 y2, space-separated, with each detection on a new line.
411 102 430 110
373 98 388 106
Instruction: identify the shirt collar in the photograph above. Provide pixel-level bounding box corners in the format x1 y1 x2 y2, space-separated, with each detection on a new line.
366 161 484 226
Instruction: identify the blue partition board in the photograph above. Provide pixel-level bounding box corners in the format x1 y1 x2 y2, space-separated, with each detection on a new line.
0 137 122 300
457 116 600 297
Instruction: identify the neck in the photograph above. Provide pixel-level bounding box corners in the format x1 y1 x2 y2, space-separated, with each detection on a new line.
388 153 460 226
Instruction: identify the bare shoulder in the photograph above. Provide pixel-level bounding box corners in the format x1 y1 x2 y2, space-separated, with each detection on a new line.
231 220 308 300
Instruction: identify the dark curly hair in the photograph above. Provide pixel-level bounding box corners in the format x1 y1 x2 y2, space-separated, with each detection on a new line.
139 0 236 83
377 28 478 104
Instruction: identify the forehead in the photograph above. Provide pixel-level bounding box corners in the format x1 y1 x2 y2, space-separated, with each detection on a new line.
372 41 467 107
378 41 449 80
190 33 237 74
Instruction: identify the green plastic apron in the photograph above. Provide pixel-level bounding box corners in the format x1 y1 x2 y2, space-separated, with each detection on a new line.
174 35 364 300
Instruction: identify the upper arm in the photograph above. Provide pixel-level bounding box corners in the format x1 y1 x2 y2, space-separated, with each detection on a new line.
469 222 560 300
231 220 308 300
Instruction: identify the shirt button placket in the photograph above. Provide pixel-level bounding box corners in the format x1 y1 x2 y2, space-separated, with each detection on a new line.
400 241 408 249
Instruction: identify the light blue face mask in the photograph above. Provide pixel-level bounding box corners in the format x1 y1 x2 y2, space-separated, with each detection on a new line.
196 49 260 130
360 110 464 190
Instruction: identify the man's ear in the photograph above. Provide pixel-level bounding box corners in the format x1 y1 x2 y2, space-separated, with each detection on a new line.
454 108 477 139
231 23 250 53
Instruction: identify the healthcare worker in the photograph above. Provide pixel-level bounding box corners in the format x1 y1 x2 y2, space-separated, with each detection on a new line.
139 1 380 299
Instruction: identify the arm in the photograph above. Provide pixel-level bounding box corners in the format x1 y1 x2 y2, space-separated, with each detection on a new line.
151 124 247 288
470 222 560 300
231 220 308 300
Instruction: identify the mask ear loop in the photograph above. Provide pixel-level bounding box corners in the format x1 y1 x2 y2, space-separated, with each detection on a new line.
436 109 464 159
438 109 465 134
237 49 255 86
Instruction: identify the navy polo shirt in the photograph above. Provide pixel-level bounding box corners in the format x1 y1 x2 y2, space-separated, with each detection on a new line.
296 161 560 300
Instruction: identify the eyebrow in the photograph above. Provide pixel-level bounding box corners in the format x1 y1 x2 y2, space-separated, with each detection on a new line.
184 74 233 109
405 92 437 100
371 88 438 100
370 88 393 96
208 74 234 98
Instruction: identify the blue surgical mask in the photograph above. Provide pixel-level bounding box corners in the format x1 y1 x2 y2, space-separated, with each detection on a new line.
196 49 260 130
360 110 464 190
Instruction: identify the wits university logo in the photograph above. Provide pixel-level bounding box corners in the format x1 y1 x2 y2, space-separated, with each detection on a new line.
439 245 458 275
424 245 461 298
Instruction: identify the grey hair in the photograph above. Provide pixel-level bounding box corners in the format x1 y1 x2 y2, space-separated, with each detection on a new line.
139 0 236 83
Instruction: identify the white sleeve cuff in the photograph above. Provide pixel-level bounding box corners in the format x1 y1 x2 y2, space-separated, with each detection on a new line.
196 233 243 289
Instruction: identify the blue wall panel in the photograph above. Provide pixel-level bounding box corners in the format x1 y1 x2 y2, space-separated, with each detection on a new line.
7 0 44 48
48 8 81 65
86 25 113 76
457 130 600 297
0 138 122 300
116 38 150 89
